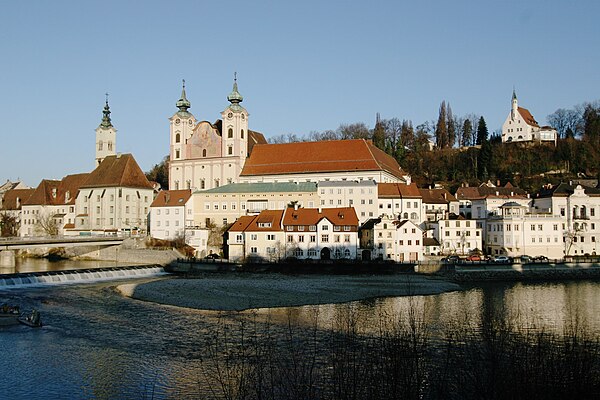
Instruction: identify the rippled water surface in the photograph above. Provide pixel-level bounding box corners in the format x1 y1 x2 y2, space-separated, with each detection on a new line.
2 274 600 399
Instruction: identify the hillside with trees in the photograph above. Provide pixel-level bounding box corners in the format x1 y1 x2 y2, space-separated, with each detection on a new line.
147 100 600 193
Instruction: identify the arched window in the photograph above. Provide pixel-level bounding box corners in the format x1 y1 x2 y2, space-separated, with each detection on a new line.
294 248 304 257
202 149 207 157
228 128 233 138
344 249 351 258
241 129 244 139
175 150 180 159
107 141 113 151
403 212 408 219
98 140 103 151
175 133 181 143
411 212 418 220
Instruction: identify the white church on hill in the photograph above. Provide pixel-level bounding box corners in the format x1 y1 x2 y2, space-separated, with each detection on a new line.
501 90 557 145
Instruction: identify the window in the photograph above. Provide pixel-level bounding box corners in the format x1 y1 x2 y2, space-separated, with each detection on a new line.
203 149 207 157
110 206 114 213
250 234 257 240
236 234 243 243
250 247 257 253
294 248 304 257
310 235 316 242
321 235 329 242
310 226 316 231
228 146 233 155
165 209 170 215
298 235 304 242
335 235 340 242
287 235 294 243
200 180 205 189
228 128 233 138
98 140 103 150
308 249 318 257
222 218 228 225
175 133 180 143
241 129 244 138
267 234 275 241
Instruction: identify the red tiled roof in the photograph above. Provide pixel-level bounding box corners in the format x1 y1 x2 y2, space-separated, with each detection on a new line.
455 184 527 200
518 107 539 127
150 190 191 207
23 179 61 206
82 154 153 189
228 215 257 232
419 188 457 204
63 223 75 229
282 207 359 227
0 188 35 210
378 183 421 198
240 139 406 180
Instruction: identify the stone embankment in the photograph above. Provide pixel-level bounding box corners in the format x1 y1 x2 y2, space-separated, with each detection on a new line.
446 262 600 282
75 237 182 266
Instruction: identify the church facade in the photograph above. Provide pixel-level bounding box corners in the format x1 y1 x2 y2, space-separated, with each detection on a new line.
501 90 557 144
168 79 267 192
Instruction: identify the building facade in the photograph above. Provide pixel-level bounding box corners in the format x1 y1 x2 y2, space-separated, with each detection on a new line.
501 90 557 144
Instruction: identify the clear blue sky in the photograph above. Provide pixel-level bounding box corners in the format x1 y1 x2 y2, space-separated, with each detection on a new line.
1 0 599 186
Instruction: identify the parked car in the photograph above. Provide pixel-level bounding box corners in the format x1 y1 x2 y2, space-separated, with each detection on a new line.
533 255 549 262
493 255 512 264
441 255 462 264
466 255 482 261
519 255 532 263
204 253 220 259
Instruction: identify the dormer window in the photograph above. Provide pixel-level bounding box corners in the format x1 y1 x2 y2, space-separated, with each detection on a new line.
52 188 57 198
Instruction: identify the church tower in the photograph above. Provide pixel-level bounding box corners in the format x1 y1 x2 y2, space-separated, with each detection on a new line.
95 95 116 166
511 88 518 121
168 80 196 190
220 73 249 164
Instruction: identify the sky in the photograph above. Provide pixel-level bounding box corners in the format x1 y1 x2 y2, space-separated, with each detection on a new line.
1 0 599 187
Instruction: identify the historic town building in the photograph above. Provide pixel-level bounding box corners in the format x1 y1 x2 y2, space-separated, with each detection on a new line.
95 96 117 167
168 79 267 191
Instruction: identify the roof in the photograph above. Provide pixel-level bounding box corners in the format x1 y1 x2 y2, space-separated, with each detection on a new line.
517 107 539 127
318 180 376 188
423 237 440 247
200 182 317 194
240 139 407 180
282 207 359 227
228 215 257 232
21 173 90 207
378 183 421 198
419 188 457 204
360 218 382 230
228 210 285 233
248 130 267 155
0 188 35 210
536 182 600 198
82 154 153 189
455 183 528 200
150 190 191 207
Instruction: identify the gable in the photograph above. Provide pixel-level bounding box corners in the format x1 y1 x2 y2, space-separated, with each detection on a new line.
187 121 222 159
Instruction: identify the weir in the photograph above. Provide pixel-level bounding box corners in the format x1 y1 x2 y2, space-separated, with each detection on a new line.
0 265 168 289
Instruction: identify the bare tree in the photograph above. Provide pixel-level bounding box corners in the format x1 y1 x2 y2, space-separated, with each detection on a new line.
36 212 59 237
548 108 582 139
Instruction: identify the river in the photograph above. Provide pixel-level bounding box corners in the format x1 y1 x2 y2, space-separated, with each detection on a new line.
1 261 600 399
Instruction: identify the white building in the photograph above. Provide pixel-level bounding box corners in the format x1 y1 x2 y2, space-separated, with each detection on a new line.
227 207 359 262
149 190 193 240
431 217 483 255
318 180 378 223
377 182 423 226
419 188 459 223
73 154 154 235
455 181 530 219
533 183 600 256
359 216 423 262
193 182 318 228
281 206 359 260
486 202 564 259
501 90 557 144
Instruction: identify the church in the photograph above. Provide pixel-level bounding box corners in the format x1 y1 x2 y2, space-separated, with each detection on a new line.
168 78 408 191
501 90 557 144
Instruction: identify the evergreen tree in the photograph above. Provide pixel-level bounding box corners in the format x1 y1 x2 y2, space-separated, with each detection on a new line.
435 101 448 148
462 119 473 147
372 113 386 150
477 138 492 180
476 116 488 145
447 103 455 148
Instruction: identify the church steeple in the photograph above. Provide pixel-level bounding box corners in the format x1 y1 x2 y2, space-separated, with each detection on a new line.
511 87 518 120
227 73 244 111
176 79 192 115
100 93 113 128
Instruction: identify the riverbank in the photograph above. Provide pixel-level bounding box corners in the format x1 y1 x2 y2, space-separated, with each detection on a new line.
116 273 461 311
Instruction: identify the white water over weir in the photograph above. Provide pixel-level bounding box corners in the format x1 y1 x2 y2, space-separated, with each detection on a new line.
0 266 167 289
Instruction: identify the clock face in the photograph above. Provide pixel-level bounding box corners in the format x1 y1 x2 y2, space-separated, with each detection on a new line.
241 114 245 120
188 119 193 126
227 112 233 119
175 118 180 125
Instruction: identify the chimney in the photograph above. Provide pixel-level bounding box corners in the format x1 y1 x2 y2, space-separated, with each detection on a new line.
294 203 299 211
318 207 322 213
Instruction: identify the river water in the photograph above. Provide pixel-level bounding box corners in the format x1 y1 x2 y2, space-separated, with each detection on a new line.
1 261 600 399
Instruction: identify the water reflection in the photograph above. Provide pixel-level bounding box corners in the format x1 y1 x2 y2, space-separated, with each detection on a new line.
2 279 600 399
256 281 600 336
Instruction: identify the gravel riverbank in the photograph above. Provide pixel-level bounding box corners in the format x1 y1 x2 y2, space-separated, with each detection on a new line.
116 273 461 311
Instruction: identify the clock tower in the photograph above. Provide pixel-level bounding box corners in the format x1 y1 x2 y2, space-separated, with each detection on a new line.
220 73 249 164
95 95 116 166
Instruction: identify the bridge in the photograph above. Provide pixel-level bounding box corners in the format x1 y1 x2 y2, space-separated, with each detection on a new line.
0 236 127 268
0 236 126 250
